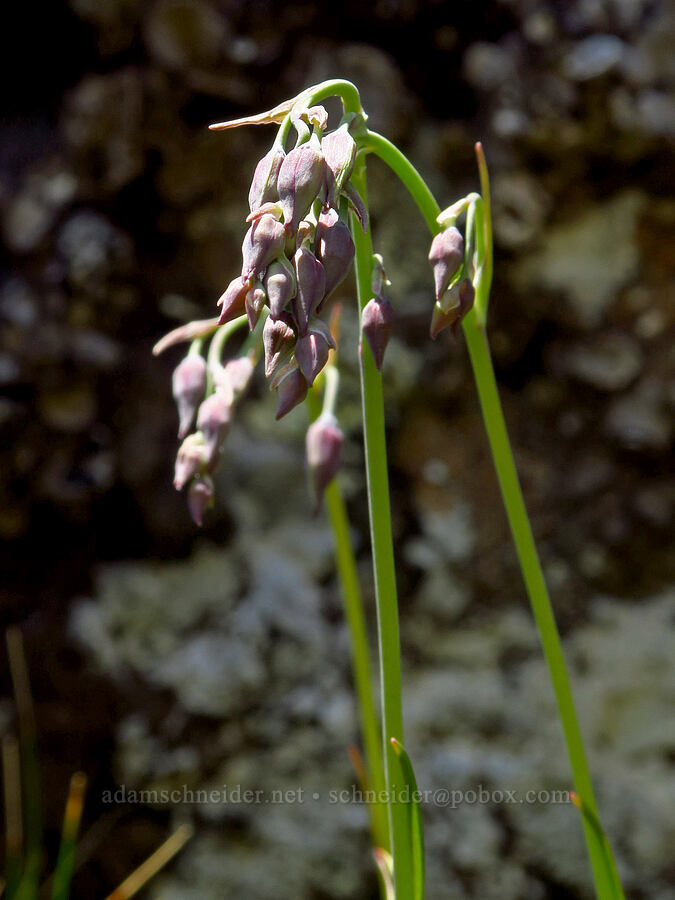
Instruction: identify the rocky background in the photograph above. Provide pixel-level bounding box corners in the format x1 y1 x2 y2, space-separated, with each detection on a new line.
1 0 674 897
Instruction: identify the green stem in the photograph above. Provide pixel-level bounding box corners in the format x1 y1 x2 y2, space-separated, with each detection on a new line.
362 128 620 900
350 155 413 899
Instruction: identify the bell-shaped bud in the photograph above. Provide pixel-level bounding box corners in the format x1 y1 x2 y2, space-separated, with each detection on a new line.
214 355 255 400
187 475 214 527
241 214 286 282
263 313 296 379
263 256 297 319
174 433 207 491
277 135 326 236
295 329 331 386
361 296 393 372
217 275 248 325
428 227 464 301
321 123 356 195
248 145 286 212
245 281 267 330
342 180 369 233
429 277 475 340
172 354 207 438
196 391 232 466
274 365 308 420
306 412 344 510
292 246 326 334
315 210 355 306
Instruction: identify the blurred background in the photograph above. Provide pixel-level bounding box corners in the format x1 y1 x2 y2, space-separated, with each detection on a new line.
1 0 674 897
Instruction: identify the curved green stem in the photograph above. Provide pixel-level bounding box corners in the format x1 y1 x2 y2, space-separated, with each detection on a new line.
361 128 621 900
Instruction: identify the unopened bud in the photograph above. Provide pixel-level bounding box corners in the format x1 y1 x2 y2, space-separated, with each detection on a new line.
306 412 344 509
187 475 214 527
172 354 207 438
241 214 286 282
315 209 355 305
321 123 356 196
215 355 255 400
245 282 267 330
217 275 248 325
428 227 464 301
292 246 326 334
174 433 207 490
196 391 232 466
277 135 326 236
248 145 286 212
361 296 393 371
263 313 296 379
429 277 475 340
274 365 308 419
371 253 390 296
264 256 297 318
342 180 369 233
295 329 331 386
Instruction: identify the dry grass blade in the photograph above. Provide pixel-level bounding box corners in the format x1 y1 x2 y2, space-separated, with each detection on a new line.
103 823 193 900
208 96 298 131
49 772 87 900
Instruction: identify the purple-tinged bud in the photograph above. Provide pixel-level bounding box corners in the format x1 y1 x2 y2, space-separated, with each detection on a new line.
241 214 286 282
248 146 286 212
217 276 248 325
174 433 207 491
196 391 232 466
342 180 369 233
274 365 308 420
315 211 355 305
246 201 283 223
295 330 330 386
264 256 297 318
172 354 207 438
321 124 356 195
306 412 344 510
429 278 475 340
295 219 316 249
277 136 326 236
371 253 390 297
292 246 326 334
361 296 393 372
214 355 255 400
263 313 296 379
428 227 464 302
188 475 214 527
245 282 267 330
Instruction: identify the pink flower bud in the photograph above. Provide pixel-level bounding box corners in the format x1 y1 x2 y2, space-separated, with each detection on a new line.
342 180 369 233
306 412 344 509
315 211 355 305
215 355 255 400
263 256 296 319
428 227 464 302
187 475 214 527
294 330 330 386
196 391 232 466
277 136 327 236
241 214 286 282
174 433 207 490
245 282 267 330
217 276 248 325
292 246 326 334
361 296 393 372
274 365 308 420
263 313 296 379
321 123 356 194
248 145 286 212
429 278 475 340
172 354 207 438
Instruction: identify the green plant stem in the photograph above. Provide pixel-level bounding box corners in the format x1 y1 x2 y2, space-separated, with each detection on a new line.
350 155 413 899
306 386 389 852
361 128 619 899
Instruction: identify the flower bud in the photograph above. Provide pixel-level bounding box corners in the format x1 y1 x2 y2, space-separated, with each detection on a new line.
315 210 355 305
342 180 369 233
428 227 464 302
245 282 267 330
196 391 232 466
361 296 393 372
321 123 356 195
277 135 326 236
215 355 255 400
306 412 344 510
172 354 207 438
294 330 330 386
274 365 308 420
248 145 286 212
429 277 475 340
217 276 248 325
241 214 286 282
174 433 207 490
292 246 326 334
187 475 214 527
263 313 296 379
264 256 297 319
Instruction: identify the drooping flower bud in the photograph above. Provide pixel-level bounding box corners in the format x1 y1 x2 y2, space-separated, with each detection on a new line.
245 281 267 330
292 246 326 334
306 412 344 510
263 256 296 319
361 296 393 372
188 475 214 527
174 433 207 490
214 355 255 400
321 123 356 200
428 227 464 302
196 391 232 466
277 135 326 236
429 277 475 340
241 214 286 282
172 354 207 438
315 209 355 305
217 276 248 325
248 145 286 212
274 365 308 420
263 313 296 379
294 329 331 386
342 180 369 232
371 253 390 297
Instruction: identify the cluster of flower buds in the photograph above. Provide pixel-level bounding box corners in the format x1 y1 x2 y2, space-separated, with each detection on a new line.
217 104 366 419
428 194 479 339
